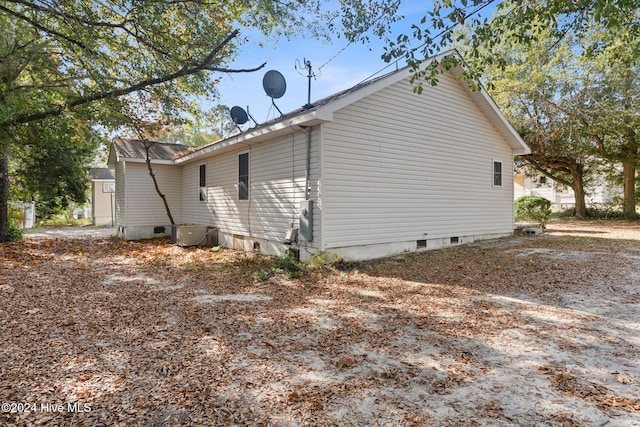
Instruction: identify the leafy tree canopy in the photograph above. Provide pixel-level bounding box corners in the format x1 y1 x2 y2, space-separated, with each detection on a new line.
0 0 363 133
10 112 101 219
379 0 639 90
0 0 400 240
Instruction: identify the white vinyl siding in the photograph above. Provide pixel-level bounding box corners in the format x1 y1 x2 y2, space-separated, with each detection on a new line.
122 163 182 226
180 130 320 244
321 71 514 249
115 161 126 226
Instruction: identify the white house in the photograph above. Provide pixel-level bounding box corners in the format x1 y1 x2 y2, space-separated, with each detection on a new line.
514 173 576 209
514 171 623 210
109 52 529 261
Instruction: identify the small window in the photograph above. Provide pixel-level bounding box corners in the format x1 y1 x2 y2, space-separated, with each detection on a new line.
102 182 115 193
493 161 503 187
238 152 249 200
199 164 206 201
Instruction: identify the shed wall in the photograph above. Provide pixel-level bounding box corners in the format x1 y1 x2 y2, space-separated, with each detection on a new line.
92 179 115 226
122 162 182 227
115 162 126 227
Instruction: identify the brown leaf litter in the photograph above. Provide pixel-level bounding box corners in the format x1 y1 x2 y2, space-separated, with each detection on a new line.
0 219 639 426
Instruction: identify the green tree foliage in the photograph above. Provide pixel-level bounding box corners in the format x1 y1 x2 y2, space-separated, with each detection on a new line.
0 0 398 242
381 1 639 91
154 106 237 146
575 26 640 218
515 195 551 228
460 27 599 218
474 20 640 219
0 1 338 130
11 114 101 220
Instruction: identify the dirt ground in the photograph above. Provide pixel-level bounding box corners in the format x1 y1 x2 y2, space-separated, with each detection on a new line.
1 220 639 426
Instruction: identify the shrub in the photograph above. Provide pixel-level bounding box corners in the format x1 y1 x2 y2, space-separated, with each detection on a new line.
7 207 24 241
515 195 552 229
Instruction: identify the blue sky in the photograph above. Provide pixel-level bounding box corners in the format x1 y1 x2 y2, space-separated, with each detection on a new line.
216 2 434 125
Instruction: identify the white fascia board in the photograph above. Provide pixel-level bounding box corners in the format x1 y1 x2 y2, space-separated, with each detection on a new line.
175 110 333 165
120 158 176 165
290 109 334 127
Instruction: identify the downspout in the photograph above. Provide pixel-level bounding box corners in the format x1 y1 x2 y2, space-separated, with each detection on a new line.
291 123 312 200
305 127 311 200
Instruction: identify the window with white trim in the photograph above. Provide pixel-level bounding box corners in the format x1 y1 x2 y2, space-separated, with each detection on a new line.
493 161 503 187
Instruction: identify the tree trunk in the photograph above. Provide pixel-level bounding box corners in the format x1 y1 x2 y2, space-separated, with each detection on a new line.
622 159 637 219
572 173 587 219
523 154 588 219
0 154 9 242
144 143 175 225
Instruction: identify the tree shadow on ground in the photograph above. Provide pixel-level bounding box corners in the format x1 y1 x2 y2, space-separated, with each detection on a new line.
1 231 639 425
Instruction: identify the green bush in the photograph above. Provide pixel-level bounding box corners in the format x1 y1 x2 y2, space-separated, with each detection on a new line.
515 195 552 229
7 207 24 241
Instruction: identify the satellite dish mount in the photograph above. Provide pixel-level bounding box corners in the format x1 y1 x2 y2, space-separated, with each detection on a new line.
263 70 287 117
230 106 248 132
230 105 259 132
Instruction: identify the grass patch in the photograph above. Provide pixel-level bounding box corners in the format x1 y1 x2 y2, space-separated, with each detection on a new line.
258 251 306 280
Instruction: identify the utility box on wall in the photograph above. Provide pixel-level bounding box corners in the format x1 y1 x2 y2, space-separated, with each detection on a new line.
299 200 313 241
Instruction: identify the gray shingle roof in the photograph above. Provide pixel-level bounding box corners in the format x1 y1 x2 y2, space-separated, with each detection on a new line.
112 139 189 161
89 168 115 180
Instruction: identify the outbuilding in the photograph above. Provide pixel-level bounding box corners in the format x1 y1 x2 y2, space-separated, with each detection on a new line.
89 168 116 226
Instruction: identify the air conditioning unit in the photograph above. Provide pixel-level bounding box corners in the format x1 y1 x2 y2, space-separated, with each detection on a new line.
172 224 209 246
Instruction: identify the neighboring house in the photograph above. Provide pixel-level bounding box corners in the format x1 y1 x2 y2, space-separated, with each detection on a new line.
109 51 529 261
514 172 623 210
89 168 116 226
514 174 576 209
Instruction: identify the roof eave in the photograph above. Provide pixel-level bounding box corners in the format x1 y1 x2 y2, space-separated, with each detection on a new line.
117 157 176 165
175 109 333 164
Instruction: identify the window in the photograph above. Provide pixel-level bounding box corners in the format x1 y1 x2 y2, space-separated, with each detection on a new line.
238 152 249 200
493 161 503 187
199 164 206 201
102 182 115 193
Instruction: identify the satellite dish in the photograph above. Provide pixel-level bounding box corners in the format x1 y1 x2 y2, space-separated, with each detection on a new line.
230 106 249 125
263 70 287 99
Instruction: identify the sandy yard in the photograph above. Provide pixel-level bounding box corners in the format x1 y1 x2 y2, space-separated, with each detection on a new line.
1 220 639 426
